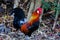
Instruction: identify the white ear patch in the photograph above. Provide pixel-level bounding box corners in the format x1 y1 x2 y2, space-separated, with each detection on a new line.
37 10 39 14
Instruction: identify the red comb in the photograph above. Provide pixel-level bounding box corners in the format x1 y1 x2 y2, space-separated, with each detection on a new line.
37 8 42 14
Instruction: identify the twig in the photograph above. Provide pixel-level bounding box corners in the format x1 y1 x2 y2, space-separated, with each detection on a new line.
52 1 59 29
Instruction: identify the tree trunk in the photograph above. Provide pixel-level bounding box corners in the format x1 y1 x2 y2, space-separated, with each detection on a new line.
34 0 41 10
27 0 35 21
13 0 20 8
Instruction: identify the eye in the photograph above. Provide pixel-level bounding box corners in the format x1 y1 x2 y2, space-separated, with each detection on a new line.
37 10 39 14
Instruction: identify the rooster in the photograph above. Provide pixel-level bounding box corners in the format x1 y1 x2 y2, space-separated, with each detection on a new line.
20 8 42 36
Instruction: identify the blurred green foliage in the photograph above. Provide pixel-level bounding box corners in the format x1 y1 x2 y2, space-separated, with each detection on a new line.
41 0 60 11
